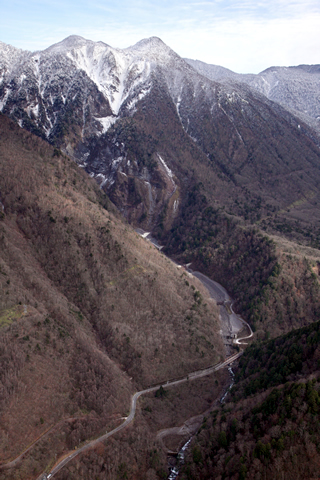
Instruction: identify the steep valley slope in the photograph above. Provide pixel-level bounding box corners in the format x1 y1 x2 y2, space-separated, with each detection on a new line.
180 320 320 480
0 114 224 479
2 34 320 480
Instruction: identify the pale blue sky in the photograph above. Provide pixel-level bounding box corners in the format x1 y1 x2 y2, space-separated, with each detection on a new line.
1 0 319 73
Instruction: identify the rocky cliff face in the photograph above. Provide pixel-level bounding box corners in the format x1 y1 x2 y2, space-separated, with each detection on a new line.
1 36 320 235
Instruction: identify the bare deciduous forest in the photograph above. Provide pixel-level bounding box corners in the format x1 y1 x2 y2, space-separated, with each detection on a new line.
0 114 224 479
2 96 320 479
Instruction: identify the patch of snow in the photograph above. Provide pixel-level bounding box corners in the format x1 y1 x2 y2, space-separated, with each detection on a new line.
31 54 41 89
175 92 183 121
19 73 26 84
157 154 173 179
0 88 11 111
96 173 109 188
28 103 39 119
218 101 244 144
226 91 238 103
96 115 116 134
112 156 123 169
126 86 151 111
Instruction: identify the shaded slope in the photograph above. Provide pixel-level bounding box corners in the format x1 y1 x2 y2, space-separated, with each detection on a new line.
163 183 320 339
0 114 223 478
2 36 320 239
180 322 320 480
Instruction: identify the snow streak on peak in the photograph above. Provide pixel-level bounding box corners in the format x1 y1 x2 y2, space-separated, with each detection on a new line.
44 35 109 54
44 35 180 116
127 37 170 57
0 41 30 71
130 36 165 48
63 41 152 115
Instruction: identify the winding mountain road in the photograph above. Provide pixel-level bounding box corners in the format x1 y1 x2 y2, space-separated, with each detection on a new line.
37 352 242 480
31 265 251 480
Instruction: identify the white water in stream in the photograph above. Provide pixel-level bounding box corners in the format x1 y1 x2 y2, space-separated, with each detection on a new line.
167 366 235 479
168 438 192 480
220 366 235 403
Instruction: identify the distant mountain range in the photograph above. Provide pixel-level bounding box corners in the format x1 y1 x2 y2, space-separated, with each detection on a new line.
186 58 320 134
2 36 320 480
1 35 320 236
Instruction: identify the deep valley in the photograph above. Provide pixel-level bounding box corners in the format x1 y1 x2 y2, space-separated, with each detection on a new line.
1 35 320 480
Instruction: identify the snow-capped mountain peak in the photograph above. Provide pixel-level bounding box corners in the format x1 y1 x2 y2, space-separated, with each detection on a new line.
126 36 174 61
186 58 320 134
1 35 320 236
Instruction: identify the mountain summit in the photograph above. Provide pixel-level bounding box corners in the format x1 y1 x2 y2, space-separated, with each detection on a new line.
2 36 320 480
1 35 320 237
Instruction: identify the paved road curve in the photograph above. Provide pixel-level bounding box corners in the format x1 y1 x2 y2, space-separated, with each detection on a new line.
35 264 250 479
37 352 242 480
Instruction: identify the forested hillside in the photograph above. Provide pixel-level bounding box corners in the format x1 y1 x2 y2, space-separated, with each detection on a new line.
2 34 320 480
180 321 320 480
0 114 223 479
164 184 320 339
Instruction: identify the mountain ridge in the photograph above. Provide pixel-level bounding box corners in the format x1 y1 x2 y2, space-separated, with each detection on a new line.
2 35 320 480
185 57 320 134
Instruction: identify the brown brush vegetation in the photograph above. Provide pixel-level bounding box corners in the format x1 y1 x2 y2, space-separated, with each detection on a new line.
163 183 320 339
0 114 224 479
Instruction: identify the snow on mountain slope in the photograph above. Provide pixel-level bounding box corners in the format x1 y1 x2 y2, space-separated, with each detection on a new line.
0 41 29 79
248 65 320 132
0 35 156 136
0 35 280 147
185 58 320 134
2 36 319 144
1 35 320 236
0 35 218 135
0 35 194 126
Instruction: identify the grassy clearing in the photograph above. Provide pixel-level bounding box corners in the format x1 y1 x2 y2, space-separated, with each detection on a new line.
108 264 145 286
0 305 27 328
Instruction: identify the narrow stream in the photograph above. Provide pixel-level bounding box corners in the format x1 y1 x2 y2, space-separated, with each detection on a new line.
166 366 235 479
220 366 235 403
168 438 192 480
136 229 242 479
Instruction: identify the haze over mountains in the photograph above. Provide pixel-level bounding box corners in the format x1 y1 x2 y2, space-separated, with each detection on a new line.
1 35 320 479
